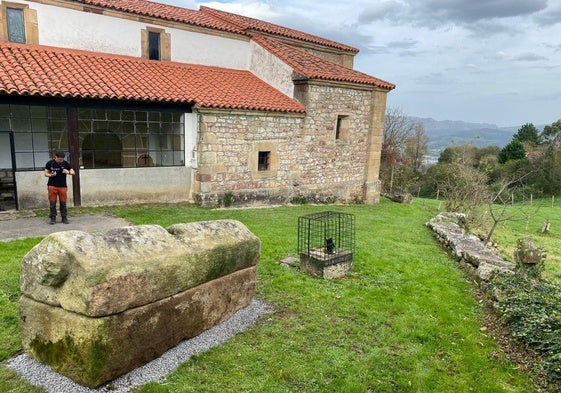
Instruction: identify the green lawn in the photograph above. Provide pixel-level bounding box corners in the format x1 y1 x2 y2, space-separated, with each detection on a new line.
480 197 561 283
0 199 538 392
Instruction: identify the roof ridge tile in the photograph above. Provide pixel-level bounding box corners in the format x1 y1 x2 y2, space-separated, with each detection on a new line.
200 6 358 53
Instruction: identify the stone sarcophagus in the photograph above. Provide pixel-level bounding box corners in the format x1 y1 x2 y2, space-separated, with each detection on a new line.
18 220 260 388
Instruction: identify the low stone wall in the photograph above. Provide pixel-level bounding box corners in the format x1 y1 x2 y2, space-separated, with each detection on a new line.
426 212 514 281
19 220 260 388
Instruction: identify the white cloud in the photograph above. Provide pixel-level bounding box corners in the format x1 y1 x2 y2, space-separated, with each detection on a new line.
201 1 279 19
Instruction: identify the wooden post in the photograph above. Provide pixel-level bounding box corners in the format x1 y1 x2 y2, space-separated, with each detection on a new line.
66 107 81 207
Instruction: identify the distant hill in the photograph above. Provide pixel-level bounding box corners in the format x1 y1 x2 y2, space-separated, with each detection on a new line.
409 117 522 159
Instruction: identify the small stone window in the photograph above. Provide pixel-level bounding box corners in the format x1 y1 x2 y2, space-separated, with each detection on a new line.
141 27 171 61
249 142 278 178
258 151 270 171
0 2 38 44
335 115 349 141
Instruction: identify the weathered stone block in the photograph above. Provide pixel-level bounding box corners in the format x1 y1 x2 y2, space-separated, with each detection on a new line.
426 213 514 282
300 249 353 279
19 220 260 388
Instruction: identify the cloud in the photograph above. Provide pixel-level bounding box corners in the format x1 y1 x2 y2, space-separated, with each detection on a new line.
155 0 561 126
416 0 547 24
533 4 561 25
495 51 508 60
541 43 561 53
415 71 452 85
357 1 405 23
511 53 549 62
201 0 279 19
387 39 418 49
354 0 548 40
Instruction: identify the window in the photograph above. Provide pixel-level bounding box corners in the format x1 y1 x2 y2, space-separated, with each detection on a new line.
250 142 278 177
258 151 270 171
78 108 184 169
141 28 171 61
148 31 160 60
335 115 349 141
0 104 184 170
0 3 38 44
7 7 25 43
0 104 64 170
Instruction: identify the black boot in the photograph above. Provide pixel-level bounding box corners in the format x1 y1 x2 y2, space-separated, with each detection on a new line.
49 201 57 224
60 202 69 224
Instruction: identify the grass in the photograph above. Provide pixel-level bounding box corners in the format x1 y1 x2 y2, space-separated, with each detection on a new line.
475 197 561 283
0 199 539 392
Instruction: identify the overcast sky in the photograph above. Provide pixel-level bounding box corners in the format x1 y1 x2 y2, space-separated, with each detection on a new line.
158 0 561 128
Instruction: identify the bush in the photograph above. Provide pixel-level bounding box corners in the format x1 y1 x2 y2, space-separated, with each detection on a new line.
490 273 561 381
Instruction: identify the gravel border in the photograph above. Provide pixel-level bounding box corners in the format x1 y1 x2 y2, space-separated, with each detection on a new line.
5 298 274 393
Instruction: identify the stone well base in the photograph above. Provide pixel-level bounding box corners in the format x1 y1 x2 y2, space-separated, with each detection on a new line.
300 249 353 279
19 267 256 388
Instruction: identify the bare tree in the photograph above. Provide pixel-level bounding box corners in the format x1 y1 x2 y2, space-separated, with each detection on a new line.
484 172 539 242
404 122 429 173
435 162 488 215
383 106 415 152
382 107 415 192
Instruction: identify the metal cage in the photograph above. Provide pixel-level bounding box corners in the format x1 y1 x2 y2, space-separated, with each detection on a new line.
298 211 355 266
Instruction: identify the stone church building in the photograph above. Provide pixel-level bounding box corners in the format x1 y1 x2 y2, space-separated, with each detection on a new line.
0 0 394 210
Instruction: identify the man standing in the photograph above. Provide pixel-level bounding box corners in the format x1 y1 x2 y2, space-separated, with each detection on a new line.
44 151 75 225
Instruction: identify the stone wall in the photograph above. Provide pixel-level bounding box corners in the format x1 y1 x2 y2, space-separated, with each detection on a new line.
194 83 380 206
426 212 514 281
19 220 260 387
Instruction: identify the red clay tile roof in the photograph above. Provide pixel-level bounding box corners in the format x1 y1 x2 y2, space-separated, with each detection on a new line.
66 2 393 89
69 1 357 53
0 42 306 113
72 0 245 34
253 36 395 90
199 6 359 54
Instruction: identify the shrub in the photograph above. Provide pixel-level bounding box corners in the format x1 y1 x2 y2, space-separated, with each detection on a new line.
490 272 561 381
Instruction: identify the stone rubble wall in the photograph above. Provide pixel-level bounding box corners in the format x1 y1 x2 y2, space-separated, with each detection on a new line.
19 220 260 388
426 212 514 281
195 83 380 206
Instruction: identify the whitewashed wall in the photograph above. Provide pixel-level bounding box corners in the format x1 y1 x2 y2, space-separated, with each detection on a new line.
16 1 250 69
17 166 192 209
249 41 295 98
184 113 198 168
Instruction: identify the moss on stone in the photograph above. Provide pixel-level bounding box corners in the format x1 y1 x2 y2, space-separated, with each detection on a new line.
29 334 110 388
